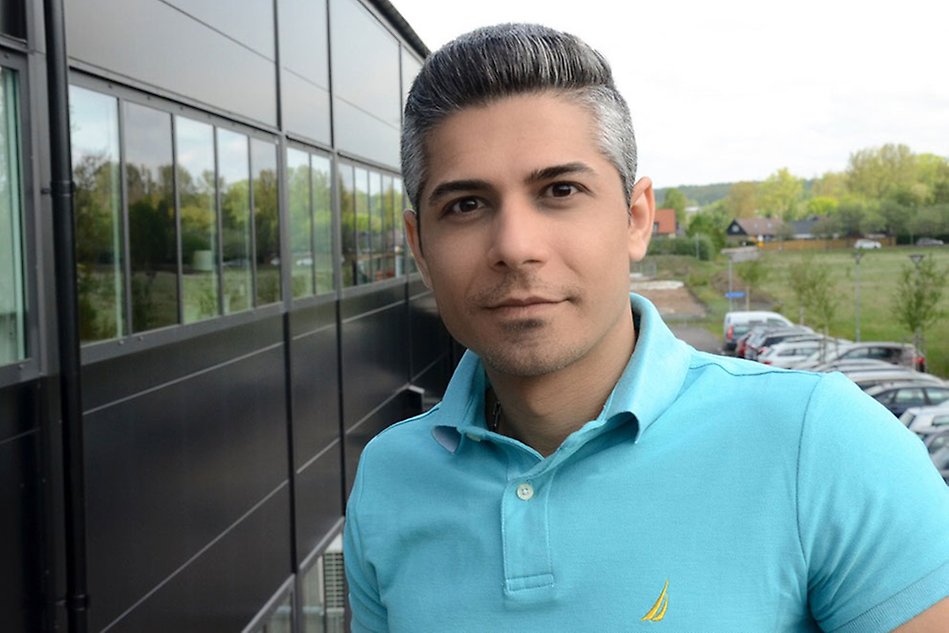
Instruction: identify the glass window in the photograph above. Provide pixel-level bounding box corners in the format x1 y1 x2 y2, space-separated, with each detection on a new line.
258 592 293 633
368 171 382 281
0 68 25 364
353 167 370 285
176 116 220 323
301 557 326 633
125 102 178 332
287 147 313 298
894 388 925 406
252 139 280 305
217 129 252 314
311 154 333 295
71 86 125 343
379 174 394 280
338 163 355 288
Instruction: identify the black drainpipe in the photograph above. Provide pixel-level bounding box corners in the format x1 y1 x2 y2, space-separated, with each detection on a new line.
43 0 89 631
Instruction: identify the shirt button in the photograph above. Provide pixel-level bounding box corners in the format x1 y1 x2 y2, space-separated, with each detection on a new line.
516 483 534 501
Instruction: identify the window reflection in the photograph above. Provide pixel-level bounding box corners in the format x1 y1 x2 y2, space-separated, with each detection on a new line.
258 593 293 633
353 167 370 285
125 102 178 332
0 68 25 364
311 154 333 294
338 162 355 288
252 139 281 305
380 174 394 279
176 117 219 323
71 86 124 342
393 177 410 275
218 129 252 314
287 147 313 298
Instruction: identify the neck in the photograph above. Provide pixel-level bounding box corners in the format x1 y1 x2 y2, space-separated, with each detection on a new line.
485 317 636 457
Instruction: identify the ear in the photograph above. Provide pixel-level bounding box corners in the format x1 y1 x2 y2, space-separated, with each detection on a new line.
627 177 656 262
404 209 433 288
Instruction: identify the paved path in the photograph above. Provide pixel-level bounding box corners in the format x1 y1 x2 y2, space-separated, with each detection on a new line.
668 324 722 354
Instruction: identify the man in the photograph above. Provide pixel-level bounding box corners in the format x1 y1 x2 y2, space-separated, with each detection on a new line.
344 23 949 632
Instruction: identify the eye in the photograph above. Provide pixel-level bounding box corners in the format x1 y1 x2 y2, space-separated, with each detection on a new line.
545 182 581 198
446 196 485 215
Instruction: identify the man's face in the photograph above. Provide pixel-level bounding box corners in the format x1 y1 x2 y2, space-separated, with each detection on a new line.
406 93 655 378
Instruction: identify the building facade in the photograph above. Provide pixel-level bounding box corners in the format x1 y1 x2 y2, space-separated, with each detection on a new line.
0 1 453 631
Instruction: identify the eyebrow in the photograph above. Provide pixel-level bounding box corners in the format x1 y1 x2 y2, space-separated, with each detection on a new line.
426 162 596 208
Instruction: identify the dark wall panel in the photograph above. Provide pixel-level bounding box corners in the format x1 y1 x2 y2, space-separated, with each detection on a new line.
84 345 288 631
408 289 448 382
82 314 283 410
0 430 41 633
291 322 340 468
340 295 408 429
65 0 277 126
294 441 342 565
343 394 406 497
101 486 292 633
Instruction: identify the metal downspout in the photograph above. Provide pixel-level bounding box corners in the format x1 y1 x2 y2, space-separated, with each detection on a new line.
42 0 88 631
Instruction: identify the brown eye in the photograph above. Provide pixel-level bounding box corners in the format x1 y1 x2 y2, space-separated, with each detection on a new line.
447 197 484 214
548 183 579 197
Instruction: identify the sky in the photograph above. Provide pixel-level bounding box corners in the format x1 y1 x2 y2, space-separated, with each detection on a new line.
389 0 949 190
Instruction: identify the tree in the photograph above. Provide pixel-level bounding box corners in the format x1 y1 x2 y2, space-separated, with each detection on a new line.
687 200 730 252
787 256 839 356
846 144 916 201
758 168 803 220
662 188 689 226
892 255 947 358
725 181 758 218
736 258 769 310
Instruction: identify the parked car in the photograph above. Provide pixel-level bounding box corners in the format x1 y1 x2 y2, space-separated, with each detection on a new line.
846 369 944 391
744 326 815 361
795 342 924 371
901 402 949 430
854 238 882 249
758 338 837 368
923 429 949 482
808 359 895 373
722 311 792 355
865 382 949 418
915 237 944 246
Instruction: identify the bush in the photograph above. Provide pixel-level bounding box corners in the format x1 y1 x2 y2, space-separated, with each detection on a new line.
647 235 714 261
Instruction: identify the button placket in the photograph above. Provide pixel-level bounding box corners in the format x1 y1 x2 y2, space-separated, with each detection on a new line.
501 477 554 600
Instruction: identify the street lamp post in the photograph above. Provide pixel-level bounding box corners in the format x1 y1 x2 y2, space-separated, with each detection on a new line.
853 250 863 342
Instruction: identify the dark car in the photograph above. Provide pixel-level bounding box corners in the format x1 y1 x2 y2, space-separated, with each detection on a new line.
866 382 949 418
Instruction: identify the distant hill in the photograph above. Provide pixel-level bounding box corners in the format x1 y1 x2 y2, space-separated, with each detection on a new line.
656 179 817 208
655 183 733 207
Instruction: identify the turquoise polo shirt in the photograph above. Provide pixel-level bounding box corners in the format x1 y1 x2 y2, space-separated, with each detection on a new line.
345 294 949 632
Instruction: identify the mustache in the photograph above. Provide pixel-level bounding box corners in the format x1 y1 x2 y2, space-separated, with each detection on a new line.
469 273 580 307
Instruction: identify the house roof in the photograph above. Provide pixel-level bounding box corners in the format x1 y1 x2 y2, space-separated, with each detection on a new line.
728 217 785 237
654 208 677 235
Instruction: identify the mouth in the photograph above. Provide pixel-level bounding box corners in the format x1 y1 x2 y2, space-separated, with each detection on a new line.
485 296 565 317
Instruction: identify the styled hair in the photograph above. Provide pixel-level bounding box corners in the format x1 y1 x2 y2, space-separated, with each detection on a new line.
401 23 637 212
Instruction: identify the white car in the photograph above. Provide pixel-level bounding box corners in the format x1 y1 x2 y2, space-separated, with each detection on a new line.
900 402 949 436
757 339 838 368
854 238 882 249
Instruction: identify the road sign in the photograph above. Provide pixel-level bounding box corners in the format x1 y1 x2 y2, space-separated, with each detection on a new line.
725 291 746 299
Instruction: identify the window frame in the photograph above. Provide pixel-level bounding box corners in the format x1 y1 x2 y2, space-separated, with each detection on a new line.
70 74 285 366
0 49 39 387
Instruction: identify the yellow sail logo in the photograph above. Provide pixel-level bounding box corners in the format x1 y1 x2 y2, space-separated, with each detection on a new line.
641 579 669 622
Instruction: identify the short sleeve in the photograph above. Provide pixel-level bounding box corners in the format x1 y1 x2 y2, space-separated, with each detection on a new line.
797 372 949 632
344 460 389 633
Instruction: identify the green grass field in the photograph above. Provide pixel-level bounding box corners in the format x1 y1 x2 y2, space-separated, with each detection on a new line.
645 246 949 378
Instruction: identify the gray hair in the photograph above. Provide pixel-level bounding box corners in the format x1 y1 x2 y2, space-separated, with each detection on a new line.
401 23 637 212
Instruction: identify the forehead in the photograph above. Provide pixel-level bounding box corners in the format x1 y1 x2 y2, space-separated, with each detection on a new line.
420 94 609 200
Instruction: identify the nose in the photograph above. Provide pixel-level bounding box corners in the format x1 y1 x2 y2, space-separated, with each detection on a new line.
485 197 549 271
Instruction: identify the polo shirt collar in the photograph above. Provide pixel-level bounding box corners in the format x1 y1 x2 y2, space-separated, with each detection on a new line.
431 293 692 453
